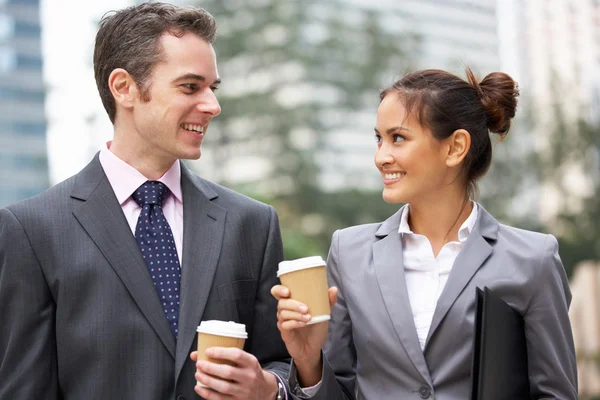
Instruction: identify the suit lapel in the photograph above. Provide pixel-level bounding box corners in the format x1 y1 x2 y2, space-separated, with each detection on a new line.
175 164 226 380
71 155 176 358
372 207 432 385
424 206 498 349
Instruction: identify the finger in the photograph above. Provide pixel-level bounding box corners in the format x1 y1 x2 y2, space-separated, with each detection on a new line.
194 377 234 399
205 347 253 367
329 286 338 308
278 318 308 331
190 351 198 361
278 309 312 323
270 285 290 300
277 298 309 314
196 361 245 388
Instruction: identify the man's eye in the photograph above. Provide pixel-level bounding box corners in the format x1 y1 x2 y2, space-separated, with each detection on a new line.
182 84 197 91
210 86 219 92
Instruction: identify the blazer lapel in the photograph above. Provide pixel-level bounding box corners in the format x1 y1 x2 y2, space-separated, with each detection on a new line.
175 164 227 380
424 205 499 349
372 207 432 385
71 155 176 358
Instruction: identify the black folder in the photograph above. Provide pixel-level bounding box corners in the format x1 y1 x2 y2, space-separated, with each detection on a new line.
471 287 531 400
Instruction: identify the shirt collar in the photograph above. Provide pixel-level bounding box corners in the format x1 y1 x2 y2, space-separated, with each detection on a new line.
99 142 183 205
398 201 478 242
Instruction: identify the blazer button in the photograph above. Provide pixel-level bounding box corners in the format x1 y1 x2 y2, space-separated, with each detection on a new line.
419 384 431 398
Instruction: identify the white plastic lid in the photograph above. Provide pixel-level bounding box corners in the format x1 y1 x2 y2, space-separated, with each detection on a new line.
196 320 248 339
277 256 326 277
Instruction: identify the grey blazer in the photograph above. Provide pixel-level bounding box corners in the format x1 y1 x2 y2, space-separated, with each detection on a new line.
0 155 290 400
290 205 577 400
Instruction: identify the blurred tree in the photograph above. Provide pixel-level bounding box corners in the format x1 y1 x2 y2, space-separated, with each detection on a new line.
477 100 541 231
478 93 600 278
192 0 419 258
540 114 600 277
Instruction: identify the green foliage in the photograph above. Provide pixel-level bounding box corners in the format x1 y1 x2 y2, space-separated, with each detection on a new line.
190 1 599 275
192 0 417 258
545 118 600 277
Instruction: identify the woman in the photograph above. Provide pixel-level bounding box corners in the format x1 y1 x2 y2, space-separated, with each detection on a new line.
271 68 577 399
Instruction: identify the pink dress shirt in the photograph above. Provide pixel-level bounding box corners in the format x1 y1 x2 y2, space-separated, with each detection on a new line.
99 145 184 265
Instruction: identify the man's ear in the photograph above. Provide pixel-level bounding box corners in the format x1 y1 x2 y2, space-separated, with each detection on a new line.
108 68 138 110
445 128 471 168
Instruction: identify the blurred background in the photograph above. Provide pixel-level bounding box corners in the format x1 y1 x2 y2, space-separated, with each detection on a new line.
1 0 599 396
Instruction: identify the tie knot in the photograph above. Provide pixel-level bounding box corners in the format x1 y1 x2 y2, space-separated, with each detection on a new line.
132 181 170 206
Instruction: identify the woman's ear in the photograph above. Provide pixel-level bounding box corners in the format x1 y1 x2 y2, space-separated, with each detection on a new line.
446 129 471 168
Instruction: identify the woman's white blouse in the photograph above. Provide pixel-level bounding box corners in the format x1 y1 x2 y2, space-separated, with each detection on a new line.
399 203 478 350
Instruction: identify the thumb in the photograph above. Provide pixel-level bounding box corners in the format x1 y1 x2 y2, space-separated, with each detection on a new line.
328 286 338 308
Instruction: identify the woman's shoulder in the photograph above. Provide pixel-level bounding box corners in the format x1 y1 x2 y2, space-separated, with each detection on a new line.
496 222 559 258
336 221 381 237
332 221 386 248
497 222 552 242
334 207 403 241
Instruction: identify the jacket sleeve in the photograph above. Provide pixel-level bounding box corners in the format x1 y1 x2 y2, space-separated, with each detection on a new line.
524 234 578 399
247 206 292 392
289 229 356 400
0 207 59 400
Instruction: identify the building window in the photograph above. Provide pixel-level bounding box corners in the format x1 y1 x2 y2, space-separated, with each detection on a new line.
0 46 17 73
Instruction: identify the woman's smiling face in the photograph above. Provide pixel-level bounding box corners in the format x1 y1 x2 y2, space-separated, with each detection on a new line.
374 95 454 205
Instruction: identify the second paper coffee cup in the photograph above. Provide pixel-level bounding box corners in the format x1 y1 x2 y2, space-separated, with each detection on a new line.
277 256 330 324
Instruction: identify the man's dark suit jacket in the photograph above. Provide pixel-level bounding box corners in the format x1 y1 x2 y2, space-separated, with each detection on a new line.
0 155 290 400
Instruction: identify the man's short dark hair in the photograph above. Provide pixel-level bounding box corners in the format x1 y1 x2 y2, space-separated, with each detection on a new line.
93 2 217 123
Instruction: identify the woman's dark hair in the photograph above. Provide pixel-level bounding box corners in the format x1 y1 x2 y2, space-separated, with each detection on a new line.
380 67 519 198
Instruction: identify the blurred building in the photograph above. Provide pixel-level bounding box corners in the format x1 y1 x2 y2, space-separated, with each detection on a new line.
194 0 503 192
499 0 600 223
0 0 49 207
314 0 502 192
351 0 501 73
569 261 600 397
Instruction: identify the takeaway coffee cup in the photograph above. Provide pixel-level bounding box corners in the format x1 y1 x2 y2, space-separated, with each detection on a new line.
277 256 330 324
196 320 247 387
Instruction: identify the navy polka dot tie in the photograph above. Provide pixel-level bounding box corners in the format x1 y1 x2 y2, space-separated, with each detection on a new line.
132 181 181 338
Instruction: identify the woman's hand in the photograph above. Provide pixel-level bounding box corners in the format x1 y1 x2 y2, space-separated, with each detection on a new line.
270 285 338 386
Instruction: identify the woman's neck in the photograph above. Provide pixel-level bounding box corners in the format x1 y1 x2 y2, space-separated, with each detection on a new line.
407 191 472 257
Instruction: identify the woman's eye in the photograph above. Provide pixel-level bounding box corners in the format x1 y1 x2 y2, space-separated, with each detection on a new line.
393 134 405 142
374 135 382 143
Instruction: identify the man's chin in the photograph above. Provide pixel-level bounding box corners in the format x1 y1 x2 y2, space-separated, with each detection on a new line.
178 148 202 161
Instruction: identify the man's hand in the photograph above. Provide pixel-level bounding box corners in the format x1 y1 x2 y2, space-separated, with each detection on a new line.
190 348 279 400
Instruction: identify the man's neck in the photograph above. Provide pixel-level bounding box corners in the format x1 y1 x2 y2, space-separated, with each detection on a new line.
108 136 176 180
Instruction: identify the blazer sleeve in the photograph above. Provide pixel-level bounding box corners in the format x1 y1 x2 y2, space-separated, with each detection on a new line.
0 208 59 400
524 234 578 399
246 206 292 391
289 229 356 400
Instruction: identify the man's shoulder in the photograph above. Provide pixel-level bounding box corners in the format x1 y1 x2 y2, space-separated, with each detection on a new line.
6 175 78 216
187 172 273 213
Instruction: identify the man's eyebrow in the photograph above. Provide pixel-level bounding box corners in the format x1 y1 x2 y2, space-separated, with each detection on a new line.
374 126 411 134
174 73 221 85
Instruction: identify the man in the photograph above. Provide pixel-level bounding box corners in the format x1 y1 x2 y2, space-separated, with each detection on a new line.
0 3 289 399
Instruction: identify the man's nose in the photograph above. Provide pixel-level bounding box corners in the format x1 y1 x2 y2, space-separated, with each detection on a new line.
198 91 221 117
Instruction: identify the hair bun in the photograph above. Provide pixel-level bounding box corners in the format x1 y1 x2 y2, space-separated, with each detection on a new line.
466 69 519 136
